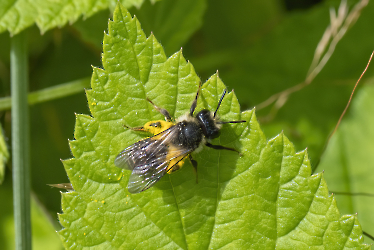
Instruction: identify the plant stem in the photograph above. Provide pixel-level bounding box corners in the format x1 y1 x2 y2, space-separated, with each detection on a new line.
11 31 31 250
0 77 90 111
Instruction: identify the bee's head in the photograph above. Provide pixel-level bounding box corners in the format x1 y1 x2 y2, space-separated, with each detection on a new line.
196 110 221 139
192 88 246 140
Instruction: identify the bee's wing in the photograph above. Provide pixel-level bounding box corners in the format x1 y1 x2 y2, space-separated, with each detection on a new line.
114 137 157 170
128 146 192 193
114 126 176 170
115 126 192 193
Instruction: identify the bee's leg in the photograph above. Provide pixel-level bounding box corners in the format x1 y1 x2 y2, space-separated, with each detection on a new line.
189 155 198 183
123 124 145 131
146 97 172 122
205 142 242 156
190 83 202 116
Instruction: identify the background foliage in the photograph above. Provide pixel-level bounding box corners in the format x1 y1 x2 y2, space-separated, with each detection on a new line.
0 0 373 249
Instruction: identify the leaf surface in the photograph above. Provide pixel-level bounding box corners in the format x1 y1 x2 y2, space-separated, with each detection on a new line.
58 4 370 249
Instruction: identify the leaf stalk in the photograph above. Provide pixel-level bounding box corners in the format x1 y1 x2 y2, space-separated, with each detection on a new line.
11 31 32 250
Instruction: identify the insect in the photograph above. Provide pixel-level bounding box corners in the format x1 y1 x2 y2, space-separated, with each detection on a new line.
114 86 246 193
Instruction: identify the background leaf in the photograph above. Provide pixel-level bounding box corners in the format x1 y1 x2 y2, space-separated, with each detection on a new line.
58 4 370 249
0 0 149 35
130 0 207 55
316 80 374 245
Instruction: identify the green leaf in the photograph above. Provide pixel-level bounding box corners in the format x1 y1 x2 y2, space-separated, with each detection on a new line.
58 3 370 249
0 0 149 35
317 80 374 244
0 125 9 184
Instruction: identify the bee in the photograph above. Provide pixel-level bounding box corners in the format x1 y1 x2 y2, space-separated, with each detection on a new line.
114 86 246 193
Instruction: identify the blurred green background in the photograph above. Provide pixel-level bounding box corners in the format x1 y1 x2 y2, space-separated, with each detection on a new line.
1 0 374 248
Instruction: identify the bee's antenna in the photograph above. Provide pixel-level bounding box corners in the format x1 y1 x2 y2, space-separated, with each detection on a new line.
190 83 201 116
214 89 227 118
217 120 246 124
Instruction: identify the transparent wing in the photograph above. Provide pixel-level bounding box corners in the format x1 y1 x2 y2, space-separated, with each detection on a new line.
114 126 192 193
114 137 162 170
114 126 177 170
127 146 191 193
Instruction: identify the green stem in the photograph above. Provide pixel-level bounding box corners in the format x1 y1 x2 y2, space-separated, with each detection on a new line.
0 77 90 111
11 32 31 250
